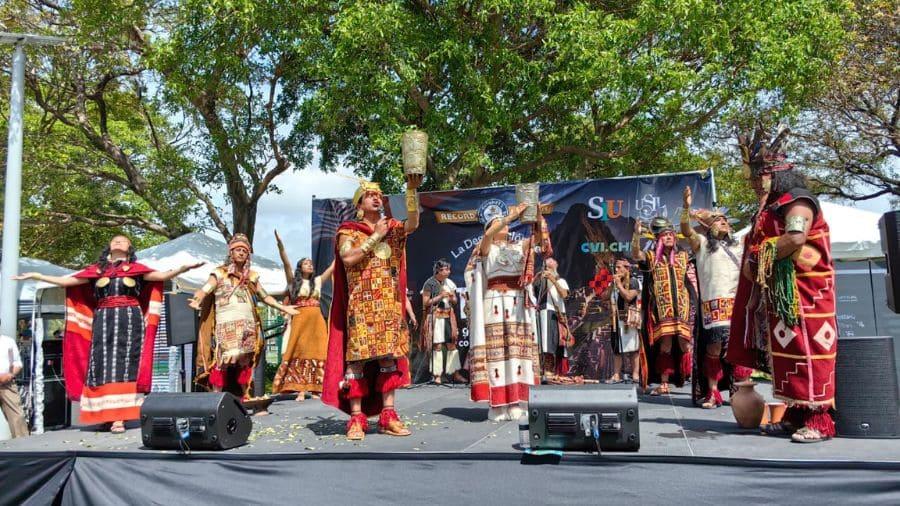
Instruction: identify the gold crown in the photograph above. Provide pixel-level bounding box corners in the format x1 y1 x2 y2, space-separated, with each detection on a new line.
352 180 383 205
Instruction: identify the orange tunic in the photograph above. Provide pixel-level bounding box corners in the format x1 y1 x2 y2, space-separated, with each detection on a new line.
337 222 410 363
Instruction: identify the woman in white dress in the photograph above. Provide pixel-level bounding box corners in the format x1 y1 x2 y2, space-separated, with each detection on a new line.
466 203 549 421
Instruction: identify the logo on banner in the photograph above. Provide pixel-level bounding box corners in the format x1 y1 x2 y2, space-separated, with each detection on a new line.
635 194 667 221
477 199 509 225
581 241 632 254
586 196 624 221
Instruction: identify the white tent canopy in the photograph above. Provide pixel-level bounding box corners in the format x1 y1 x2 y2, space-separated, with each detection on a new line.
0 257 73 306
135 232 288 294
735 201 884 260
33 232 289 295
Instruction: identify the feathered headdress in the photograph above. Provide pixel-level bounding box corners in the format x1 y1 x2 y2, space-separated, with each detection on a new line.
737 124 793 178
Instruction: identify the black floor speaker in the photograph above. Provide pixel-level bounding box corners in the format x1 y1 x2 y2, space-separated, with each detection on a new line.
835 336 900 438
528 384 640 452
879 210 900 313
42 378 71 430
165 292 199 346
140 392 252 450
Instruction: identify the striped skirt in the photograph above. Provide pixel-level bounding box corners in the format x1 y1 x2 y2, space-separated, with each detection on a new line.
81 305 145 424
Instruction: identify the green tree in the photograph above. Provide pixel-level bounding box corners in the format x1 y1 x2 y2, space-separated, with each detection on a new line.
793 0 899 202
297 0 851 193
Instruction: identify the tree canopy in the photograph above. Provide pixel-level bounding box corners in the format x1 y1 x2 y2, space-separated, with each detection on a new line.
0 0 862 265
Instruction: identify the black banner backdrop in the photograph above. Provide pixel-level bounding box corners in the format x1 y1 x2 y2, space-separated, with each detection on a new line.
312 171 715 381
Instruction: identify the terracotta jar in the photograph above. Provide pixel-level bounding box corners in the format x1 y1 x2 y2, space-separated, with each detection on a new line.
731 381 766 429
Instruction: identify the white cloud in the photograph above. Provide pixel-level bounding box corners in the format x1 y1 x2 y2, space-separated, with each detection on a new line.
252 166 358 264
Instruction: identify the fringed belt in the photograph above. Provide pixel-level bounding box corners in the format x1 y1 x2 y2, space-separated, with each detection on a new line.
294 299 320 308
433 308 452 319
97 295 140 308
487 276 523 291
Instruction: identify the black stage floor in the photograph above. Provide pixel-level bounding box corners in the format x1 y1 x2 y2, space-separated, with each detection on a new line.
4 383 899 460
3 384 900 505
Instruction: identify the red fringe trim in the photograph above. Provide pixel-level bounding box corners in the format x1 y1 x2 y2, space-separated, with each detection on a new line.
804 408 836 437
347 413 369 432
713 389 723 405
378 408 401 429
785 406 836 437
344 378 369 400
656 352 674 376
732 365 753 381
236 366 253 386
680 353 692 379
704 355 723 382
208 367 226 388
376 370 404 394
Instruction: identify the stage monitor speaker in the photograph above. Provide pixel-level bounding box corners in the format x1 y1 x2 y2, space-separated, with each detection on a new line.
878 210 900 313
528 384 639 452
140 392 252 450
42 377 70 430
835 336 900 438
165 292 199 346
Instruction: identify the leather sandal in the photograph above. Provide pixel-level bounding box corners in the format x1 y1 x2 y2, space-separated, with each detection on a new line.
346 413 367 441
378 408 411 437
791 427 831 444
649 384 670 396
701 390 723 409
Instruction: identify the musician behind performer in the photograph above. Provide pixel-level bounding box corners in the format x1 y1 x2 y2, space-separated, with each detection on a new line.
420 259 465 384
534 258 571 379
609 257 642 384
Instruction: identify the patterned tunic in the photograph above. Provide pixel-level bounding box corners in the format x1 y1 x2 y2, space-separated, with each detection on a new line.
211 268 266 367
338 221 409 362
641 250 693 343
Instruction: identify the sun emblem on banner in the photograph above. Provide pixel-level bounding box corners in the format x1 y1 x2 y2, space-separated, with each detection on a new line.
588 268 614 296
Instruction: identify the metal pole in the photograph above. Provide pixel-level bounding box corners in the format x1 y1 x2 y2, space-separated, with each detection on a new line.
1 43 26 339
709 167 718 207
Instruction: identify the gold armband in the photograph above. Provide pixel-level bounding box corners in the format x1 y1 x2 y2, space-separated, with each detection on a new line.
340 240 353 255
785 215 809 233
680 208 691 224
632 232 641 251
406 189 419 214
360 236 378 254
201 282 214 294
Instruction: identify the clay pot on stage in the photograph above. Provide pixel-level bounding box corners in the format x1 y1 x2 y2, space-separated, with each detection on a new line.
731 381 766 429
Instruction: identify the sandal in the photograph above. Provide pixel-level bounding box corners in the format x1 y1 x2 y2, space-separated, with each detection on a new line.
110 421 126 434
649 384 670 396
791 426 831 444
701 390 723 409
378 407 411 437
346 413 368 441
295 391 306 402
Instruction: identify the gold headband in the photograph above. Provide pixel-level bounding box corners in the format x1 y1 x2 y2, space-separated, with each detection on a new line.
352 181 383 205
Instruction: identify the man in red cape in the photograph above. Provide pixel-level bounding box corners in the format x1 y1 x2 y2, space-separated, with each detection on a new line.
728 126 838 443
322 175 422 440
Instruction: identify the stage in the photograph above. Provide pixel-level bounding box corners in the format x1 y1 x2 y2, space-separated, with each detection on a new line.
3 383 900 504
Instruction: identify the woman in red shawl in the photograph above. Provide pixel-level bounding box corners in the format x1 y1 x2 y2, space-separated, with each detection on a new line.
15 235 201 433
321 174 422 441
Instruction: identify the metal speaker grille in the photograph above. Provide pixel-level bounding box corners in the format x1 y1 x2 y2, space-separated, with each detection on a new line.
546 413 577 434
